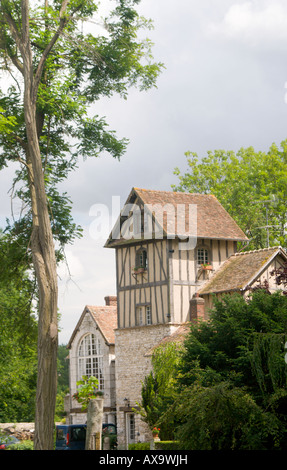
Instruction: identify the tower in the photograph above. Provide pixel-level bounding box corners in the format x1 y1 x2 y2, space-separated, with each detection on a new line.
105 187 248 447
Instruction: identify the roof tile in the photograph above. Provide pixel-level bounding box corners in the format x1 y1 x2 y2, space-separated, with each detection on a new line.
106 188 248 246
198 246 287 295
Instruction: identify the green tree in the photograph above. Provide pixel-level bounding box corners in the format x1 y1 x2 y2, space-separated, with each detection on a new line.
175 382 282 450
173 142 287 249
175 291 287 449
57 344 69 395
0 0 162 449
0 232 38 422
137 343 183 440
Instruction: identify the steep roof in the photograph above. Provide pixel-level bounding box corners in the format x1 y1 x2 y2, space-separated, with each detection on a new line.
67 304 117 348
198 246 287 295
105 188 248 247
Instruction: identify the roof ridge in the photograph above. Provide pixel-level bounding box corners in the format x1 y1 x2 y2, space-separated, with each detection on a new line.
134 187 215 197
87 305 117 310
233 246 282 257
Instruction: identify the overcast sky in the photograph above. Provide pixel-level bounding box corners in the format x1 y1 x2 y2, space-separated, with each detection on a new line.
1 0 287 344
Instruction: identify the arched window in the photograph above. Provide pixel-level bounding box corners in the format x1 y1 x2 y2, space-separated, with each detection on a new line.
135 248 148 270
78 334 104 390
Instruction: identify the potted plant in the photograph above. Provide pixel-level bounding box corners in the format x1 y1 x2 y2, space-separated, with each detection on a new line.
152 427 160 440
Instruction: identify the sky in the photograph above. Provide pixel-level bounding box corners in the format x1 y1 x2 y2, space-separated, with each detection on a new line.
1 0 287 344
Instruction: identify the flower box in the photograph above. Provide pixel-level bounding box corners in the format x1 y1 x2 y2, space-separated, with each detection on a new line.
133 267 146 274
201 264 212 271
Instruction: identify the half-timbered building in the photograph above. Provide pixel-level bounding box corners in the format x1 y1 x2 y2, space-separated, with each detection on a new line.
104 187 249 447
67 187 287 449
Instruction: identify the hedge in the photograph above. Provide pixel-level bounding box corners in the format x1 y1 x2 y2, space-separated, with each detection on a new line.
129 441 181 451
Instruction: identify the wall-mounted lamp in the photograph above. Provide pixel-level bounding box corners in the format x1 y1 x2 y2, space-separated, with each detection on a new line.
123 397 130 408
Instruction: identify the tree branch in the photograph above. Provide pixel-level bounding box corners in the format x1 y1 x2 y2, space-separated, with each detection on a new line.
0 5 24 74
33 0 70 103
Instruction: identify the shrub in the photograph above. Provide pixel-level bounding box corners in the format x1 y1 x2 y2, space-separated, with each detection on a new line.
8 440 34 450
128 442 150 450
155 440 182 450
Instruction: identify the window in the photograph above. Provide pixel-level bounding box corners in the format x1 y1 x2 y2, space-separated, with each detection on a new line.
146 305 151 325
78 334 104 390
135 248 148 270
136 306 143 326
126 413 136 445
197 248 209 266
136 305 152 326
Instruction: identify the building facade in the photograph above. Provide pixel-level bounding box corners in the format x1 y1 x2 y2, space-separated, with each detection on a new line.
104 188 248 447
66 297 117 426
67 188 287 449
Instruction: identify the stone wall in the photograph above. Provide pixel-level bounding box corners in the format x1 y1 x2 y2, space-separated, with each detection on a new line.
115 322 181 448
67 312 116 425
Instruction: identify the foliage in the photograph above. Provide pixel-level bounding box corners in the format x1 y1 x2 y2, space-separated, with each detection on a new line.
136 343 183 440
128 442 150 450
0 0 164 259
271 261 287 295
73 375 102 411
128 441 182 450
174 382 283 450
174 291 287 449
0 232 37 422
154 440 182 450
0 0 162 448
173 141 287 249
180 291 287 395
7 440 34 450
57 344 69 394
139 291 287 449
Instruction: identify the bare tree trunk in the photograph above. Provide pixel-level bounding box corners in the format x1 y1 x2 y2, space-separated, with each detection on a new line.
25 105 58 450
24 87 58 451
85 399 104 450
2 0 70 450
21 0 58 450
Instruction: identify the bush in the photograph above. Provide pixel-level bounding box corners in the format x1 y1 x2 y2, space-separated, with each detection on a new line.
128 442 150 450
155 441 181 450
175 382 283 450
8 440 34 450
128 441 181 450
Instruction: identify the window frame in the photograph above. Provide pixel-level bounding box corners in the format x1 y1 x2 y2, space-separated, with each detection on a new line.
135 247 148 270
77 333 104 391
197 247 210 267
136 304 152 326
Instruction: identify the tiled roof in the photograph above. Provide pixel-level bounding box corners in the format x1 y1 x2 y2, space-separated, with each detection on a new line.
198 246 287 295
87 305 117 345
67 303 117 348
105 188 248 247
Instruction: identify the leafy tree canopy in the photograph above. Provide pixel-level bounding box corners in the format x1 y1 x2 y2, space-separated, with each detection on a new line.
0 231 37 422
173 141 287 249
0 0 163 258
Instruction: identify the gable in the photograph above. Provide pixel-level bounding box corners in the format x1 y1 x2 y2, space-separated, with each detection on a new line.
198 246 287 295
67 304 117 348
105 187 248 248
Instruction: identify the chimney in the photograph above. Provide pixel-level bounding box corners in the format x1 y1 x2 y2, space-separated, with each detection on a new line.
189 293 205 322
105 296 117 306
